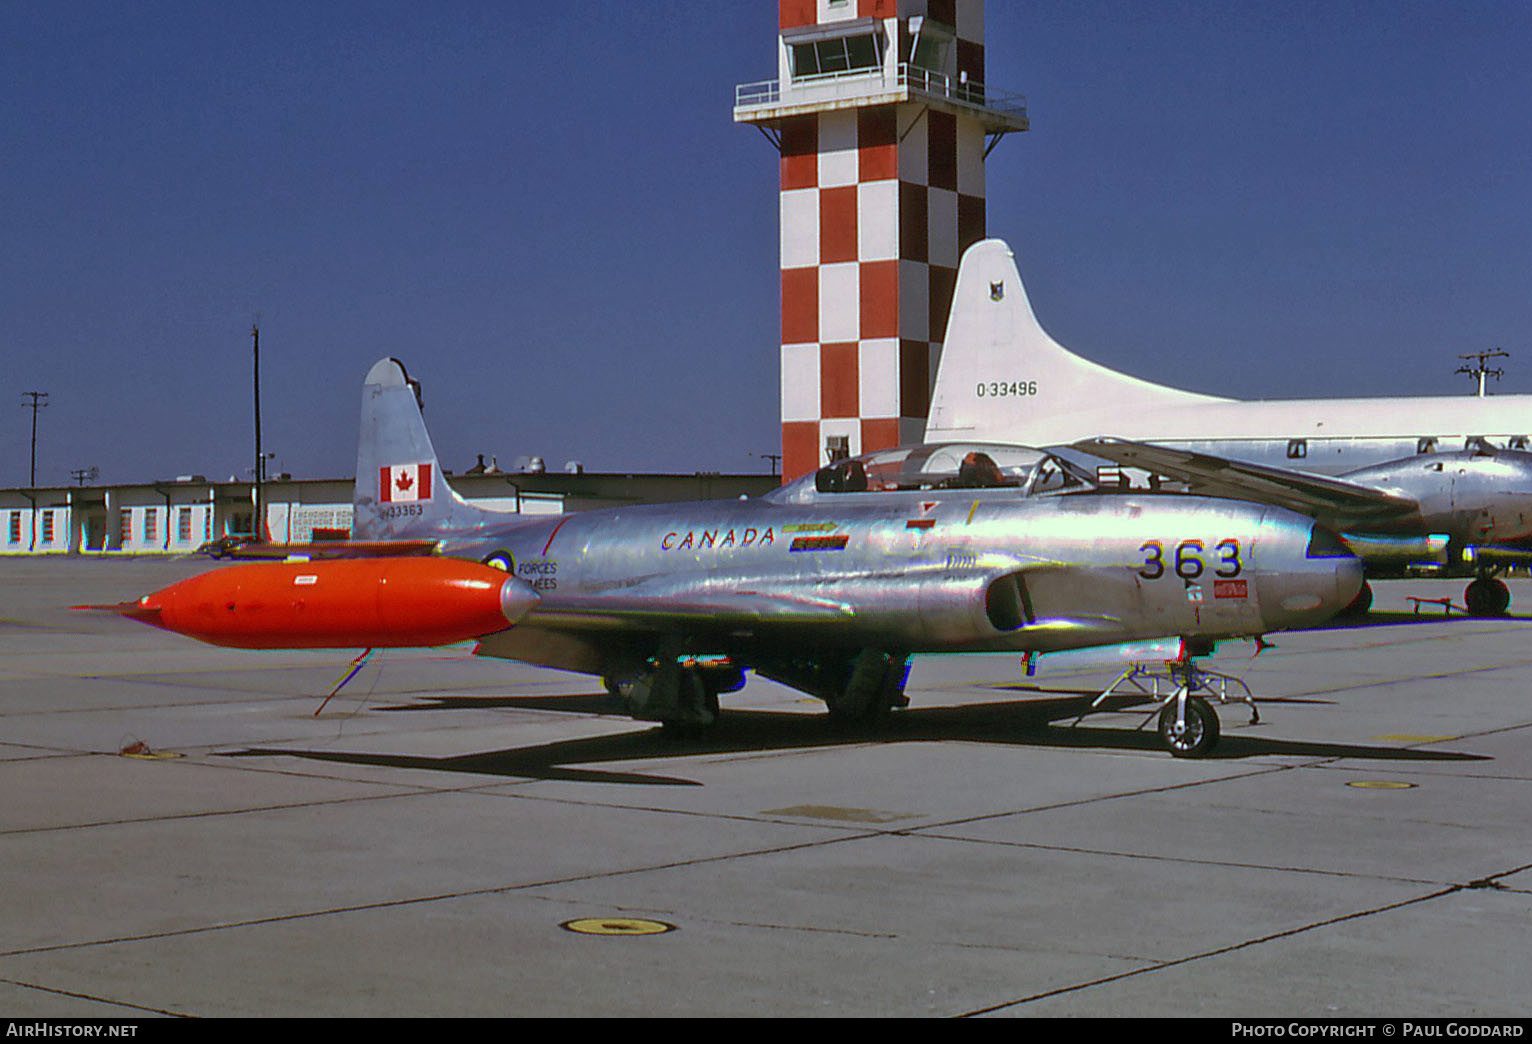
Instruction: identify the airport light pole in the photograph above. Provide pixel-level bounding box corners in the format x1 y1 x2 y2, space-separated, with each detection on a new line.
252 321 263 540
21 390 48 487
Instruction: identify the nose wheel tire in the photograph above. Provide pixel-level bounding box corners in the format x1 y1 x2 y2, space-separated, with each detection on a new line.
1158 695 1221 758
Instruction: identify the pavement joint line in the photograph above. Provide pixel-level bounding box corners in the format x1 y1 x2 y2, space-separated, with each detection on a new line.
1282 657 1532 699
12 778 1497 969
0 974 190 1018
956 880 1477 1017
0 831 894 961
904 830 1451 888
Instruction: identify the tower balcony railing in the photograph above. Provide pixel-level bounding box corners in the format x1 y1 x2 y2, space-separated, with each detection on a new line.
734 62 1027 131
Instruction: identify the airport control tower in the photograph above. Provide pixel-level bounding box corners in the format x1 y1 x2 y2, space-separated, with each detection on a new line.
735 1 1026 481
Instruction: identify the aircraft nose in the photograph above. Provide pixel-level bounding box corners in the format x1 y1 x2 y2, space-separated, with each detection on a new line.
1257 522 1364 629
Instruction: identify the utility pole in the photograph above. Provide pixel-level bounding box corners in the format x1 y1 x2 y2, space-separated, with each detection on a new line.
1456 348 1510 397
21 391 48 487
252 320 263 540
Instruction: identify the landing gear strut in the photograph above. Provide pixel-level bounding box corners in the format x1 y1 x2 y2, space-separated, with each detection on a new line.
825 649 911 724
620 646 743 733
754 648 911 726
1077 654 1257 758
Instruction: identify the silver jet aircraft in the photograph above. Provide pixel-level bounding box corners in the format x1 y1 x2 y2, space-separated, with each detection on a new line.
346 358 1362 757
1072 437 1532 615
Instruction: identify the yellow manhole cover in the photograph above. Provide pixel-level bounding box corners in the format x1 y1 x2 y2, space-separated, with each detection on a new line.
561 918 675 936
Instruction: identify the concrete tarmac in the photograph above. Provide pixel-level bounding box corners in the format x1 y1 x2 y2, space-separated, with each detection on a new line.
1 556 1529 1017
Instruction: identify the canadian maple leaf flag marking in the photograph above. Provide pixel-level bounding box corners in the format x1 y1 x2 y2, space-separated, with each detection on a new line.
379 463 432 503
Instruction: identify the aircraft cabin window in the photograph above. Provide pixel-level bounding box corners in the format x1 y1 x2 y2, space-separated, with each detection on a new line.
802 444 1059 497
1417 438 1438 454
1286 439 1307 459
814 458 868 493
1511 437 1529 450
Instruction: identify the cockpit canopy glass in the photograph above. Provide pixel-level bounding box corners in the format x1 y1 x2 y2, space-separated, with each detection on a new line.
769 443 1098 503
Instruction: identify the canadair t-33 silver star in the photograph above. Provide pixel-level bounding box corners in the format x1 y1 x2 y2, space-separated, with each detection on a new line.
95 358 1364 758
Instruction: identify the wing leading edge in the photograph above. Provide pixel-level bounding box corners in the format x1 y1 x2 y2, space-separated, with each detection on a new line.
1072 437 1419 530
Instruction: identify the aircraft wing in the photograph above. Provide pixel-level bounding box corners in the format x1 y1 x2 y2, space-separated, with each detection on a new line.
1072 437 1419 528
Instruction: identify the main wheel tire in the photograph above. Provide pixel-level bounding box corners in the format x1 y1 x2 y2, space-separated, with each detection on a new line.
1158 695 1221 758
659 669 719 736
1465 577 1510 617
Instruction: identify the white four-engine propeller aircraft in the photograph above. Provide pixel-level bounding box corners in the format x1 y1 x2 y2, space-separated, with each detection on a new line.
926 239 1532 614
90 358 1364 758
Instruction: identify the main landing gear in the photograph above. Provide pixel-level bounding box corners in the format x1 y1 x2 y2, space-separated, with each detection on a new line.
610 647 914 734
1464 575 1511 617
1342 575 1510 618
754 649 911 728
604 643 745 734
1075 654 1259 758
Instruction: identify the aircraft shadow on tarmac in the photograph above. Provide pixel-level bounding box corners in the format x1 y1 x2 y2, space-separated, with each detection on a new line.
222 689 1487 786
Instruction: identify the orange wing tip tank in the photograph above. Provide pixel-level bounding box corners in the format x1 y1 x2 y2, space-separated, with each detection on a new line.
79 557 540 650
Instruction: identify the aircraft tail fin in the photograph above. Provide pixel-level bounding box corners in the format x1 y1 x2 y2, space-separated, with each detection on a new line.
924 239 1224 443
353 357 509 541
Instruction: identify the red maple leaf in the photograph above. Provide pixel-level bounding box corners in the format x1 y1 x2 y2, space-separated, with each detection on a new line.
394 471 414 492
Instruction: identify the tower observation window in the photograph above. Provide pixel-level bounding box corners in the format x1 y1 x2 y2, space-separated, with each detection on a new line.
791 34 881 79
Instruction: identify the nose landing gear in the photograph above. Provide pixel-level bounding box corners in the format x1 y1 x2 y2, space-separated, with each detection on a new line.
1076 652 1260 758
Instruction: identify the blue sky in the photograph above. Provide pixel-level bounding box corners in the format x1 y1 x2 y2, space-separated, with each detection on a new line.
4 2 1530 487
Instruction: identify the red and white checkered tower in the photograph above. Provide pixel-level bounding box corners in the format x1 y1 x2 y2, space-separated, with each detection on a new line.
736 1 1027 481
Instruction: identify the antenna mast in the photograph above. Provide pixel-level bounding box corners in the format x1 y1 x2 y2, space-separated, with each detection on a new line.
1456 348 1509 397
